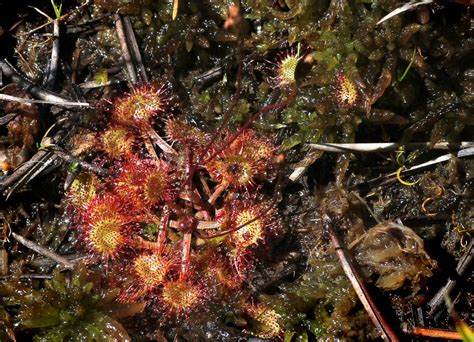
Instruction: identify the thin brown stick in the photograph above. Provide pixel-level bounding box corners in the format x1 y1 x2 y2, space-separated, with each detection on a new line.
428 240 473 316
50 147 109 176
169 219 220 230
324 216 399 341
0 59 83 104
0 274 53 280
11 232 74 270
1 151 58 199
180 232 192 279
0 150 48 190
133 236 160 250
196 221 221 230
403 326 462 340
307 141 474 153
352 192 382 224
71 44 81 84
199 175 212 198
208 183 226 204
1 122 72 198
146 127 178 157
0 113 17 125
156 206 170 253
44 19 60 88
123 16 148 83
114 14 138 84
0 93 90 107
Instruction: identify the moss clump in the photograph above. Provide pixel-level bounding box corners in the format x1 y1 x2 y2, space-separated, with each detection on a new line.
0 263 139 341
260 259 378 340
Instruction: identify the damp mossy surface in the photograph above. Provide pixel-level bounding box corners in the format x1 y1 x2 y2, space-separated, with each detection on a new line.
0 0 472 341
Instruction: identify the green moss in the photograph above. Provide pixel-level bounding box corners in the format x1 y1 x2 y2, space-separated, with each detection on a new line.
261 259 377 340
0 264 136 341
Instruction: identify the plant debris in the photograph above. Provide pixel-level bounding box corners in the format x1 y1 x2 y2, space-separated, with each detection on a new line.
0 0 472 341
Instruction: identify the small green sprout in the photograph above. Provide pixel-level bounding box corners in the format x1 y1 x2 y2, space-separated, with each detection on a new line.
398 47 416 82
51 0 62 19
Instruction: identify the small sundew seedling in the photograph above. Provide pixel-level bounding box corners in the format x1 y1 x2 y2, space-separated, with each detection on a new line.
112 84 168 127
274 42 304 87
333 71 358 108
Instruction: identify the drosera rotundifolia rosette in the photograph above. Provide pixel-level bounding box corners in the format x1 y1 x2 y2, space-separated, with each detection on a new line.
65 80 284 321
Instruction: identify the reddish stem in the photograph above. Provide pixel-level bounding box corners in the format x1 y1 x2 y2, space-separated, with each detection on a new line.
198 167 285 240
404 327 462 340
197 48 244 164
208 183 226 204
156 206 170 253
180 52 244 190
141 131 159 160
180 232 192 279
204 86 297 165
197 201 273 240
146 123 177 157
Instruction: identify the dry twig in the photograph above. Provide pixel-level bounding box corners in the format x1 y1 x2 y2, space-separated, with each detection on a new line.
0 150 58 198
291 142 473 181
44 19 61 88
307 141 474 153
428 241 473 316
114 14 138 84
49 146 109 176
0 274 53 280
402 326 462 340
0 93 90 107
0 59 81 105
11 232 74 270
376 1 433 25
123 16 148 83
351 147 474 191
324 216 399 341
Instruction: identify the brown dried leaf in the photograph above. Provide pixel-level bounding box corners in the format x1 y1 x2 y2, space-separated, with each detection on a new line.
351 221 437 294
